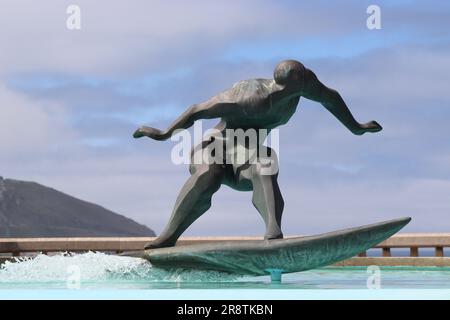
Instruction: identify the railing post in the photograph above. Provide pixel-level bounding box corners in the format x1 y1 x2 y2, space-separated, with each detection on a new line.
435 246 444 257
358 251 367 257
410 247 419 257
382 248 391 257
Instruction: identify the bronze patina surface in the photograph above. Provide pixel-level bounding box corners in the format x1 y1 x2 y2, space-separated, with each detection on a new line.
144 218 411 275
134 60 383 250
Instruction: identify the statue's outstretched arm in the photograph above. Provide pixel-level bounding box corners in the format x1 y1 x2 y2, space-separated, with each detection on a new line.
133 98 235 141
302 69 382 135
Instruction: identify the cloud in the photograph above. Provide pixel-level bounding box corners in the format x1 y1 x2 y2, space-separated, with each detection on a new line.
0 0 382 77
0 84 76 156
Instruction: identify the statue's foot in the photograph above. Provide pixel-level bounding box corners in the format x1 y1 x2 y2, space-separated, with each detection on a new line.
264 231 284 240
144 239 176 250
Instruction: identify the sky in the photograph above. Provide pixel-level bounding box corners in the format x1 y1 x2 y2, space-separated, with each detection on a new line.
1 0 450 236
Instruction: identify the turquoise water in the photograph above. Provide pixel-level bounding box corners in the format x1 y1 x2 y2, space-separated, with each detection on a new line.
1 252 450 293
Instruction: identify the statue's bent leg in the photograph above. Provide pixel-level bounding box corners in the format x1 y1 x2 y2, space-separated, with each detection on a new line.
145 164 224 249
249 162 284 240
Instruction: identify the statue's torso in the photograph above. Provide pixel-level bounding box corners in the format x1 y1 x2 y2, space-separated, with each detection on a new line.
195 78 300 165
218 79 300 131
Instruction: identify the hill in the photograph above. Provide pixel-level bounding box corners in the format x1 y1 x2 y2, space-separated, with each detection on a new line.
0 176 155 237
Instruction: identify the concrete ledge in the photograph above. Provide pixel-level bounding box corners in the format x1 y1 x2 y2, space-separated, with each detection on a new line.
2 234 450 253
335 257 450 267
0 237 264 253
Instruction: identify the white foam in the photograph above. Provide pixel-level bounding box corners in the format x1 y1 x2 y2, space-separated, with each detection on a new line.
0 252 151 282
0 252 237 283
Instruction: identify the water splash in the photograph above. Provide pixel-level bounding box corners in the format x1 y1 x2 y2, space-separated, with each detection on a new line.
2 253 450 290
0 252 238 285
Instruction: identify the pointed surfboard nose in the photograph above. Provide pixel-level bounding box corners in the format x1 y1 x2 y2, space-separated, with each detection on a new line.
340 216 411 235
352 216 411 240
380 216 411 227
363 216 411 245
385 216 411 231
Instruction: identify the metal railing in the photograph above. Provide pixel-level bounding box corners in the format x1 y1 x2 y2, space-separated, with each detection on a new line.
359 233 450 257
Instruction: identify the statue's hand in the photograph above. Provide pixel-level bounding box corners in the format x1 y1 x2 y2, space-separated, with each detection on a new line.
133 126 168 141
354 121 383 135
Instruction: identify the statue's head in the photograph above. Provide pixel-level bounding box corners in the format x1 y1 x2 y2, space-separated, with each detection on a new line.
273 60 305 89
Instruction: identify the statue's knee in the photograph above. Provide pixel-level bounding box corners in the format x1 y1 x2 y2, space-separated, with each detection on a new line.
195 165 224 190
252 162 278 178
